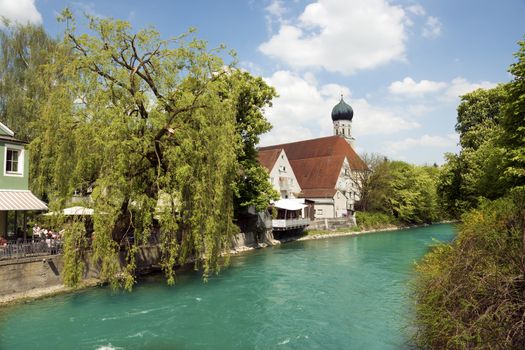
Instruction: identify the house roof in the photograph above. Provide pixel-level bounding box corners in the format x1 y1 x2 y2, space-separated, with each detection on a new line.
257 148 282 172
297 188 337 198
0 135 27 145
0 122 14 137
259 135 368 170
290 155 345 189
259 136 368 193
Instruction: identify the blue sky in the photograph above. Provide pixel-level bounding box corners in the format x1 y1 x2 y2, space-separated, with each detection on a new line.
2 0 524 164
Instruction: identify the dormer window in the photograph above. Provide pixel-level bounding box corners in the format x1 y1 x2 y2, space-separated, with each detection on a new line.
4 145 23 176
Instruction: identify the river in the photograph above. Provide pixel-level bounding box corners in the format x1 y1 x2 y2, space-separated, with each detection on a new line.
0 224 455 350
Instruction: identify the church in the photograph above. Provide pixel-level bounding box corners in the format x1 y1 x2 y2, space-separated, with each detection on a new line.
258 97 368 220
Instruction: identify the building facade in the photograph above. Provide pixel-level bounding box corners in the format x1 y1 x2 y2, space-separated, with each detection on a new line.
258 148 301 199
0 122 47 240
258 97 368 220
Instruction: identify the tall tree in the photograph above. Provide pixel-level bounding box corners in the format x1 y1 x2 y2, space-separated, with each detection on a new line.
438 86 508 216
226 71 279 212
31 13 276 289
456 85 507 150
500 38 525 189
0 20 57 140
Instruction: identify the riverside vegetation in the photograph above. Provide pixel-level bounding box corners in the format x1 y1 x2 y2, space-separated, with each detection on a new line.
414 38 525 349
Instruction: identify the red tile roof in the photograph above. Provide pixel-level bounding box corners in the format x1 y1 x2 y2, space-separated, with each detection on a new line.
259 136 368 192
290 155 344 189
259 135 368 170
257 148 282 172
297 188 337 198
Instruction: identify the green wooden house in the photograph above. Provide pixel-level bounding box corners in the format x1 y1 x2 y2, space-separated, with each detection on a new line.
0 122 47 241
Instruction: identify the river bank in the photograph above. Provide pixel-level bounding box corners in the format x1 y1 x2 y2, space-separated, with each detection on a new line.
0 222 454 306
0 224 458 349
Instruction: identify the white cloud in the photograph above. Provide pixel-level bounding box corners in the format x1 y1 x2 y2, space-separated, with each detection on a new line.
0 0 42 27
444 77 497 100
407 4 426 16
386 133 458 154
388 76 498 101
422 16 442 39
389 77 447 97
240 60 264 76
259 0 408 75
259 70 420 146
351 98 420 135
266 0 286 18
406 104 434 117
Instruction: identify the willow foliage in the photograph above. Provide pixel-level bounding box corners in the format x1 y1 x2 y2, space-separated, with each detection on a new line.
31 14 276 289
0 21 57 141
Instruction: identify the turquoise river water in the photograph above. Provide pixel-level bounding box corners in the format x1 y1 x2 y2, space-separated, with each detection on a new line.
0 224 455 350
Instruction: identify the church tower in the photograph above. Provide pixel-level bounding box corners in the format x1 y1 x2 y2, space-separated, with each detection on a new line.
331 96 355 147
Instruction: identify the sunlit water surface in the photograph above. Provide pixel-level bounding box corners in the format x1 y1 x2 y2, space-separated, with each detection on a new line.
0 224 455 350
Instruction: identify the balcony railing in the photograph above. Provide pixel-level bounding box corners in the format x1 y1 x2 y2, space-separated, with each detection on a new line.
272 218 310 230
0 240 63 260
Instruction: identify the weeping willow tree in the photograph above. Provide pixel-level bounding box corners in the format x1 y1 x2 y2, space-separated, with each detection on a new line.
30 12 277 289
0 20 57 141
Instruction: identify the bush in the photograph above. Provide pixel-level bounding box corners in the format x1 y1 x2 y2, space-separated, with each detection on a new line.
355 211 400 230
413 189 525 349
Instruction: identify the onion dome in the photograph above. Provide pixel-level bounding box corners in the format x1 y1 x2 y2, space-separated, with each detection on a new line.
331 96 354 122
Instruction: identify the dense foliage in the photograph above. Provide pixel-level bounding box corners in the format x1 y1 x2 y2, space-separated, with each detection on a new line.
414 191 525 349
1 15 277 289
438 86 508 216
415 37 525 349
0 20 57 140
356 157 440 225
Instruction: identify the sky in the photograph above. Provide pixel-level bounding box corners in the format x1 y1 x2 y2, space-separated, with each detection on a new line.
1 0 524 165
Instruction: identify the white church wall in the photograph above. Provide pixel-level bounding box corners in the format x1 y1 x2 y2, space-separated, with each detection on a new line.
268 150 301 199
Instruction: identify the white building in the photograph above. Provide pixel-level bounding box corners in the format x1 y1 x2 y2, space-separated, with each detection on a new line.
258 148 301 199
259 97 368 220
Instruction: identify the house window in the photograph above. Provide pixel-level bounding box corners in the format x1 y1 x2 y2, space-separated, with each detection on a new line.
278 165 286 172
4 146 23 176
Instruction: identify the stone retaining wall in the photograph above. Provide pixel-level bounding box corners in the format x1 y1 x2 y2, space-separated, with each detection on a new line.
0 229 276 300
306 218 356 231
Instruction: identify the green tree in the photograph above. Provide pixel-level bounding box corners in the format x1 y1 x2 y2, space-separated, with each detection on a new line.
226 71 279 212
31 14 276 289
0 21 57 140
456 85 507 150
438 86 508 217
359 159 440 224
415 37 525 349
500 38 525 189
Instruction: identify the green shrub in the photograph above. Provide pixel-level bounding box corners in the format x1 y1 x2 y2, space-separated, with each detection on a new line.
413 189 525 349
355 211 399 230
